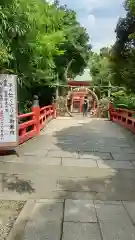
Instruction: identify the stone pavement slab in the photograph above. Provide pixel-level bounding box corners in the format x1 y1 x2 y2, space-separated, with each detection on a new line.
21 150 48 157
0 161 117 177
131 161 135 168
62 222 101 240
7 199 135 240
99 146 135 154
23 200 63 240
120 147 135 153
62 158 97 168
1 165 135 201
24 220 61 240
97 160 135 169
47 150 78 158
95 201 131 223
77 146 123 153
100 222 135 240
64 200 97 223
123 201 135 224
79 152 112 160
20 156 62 165
30 200 63 221
111 153 135 161
1 155 62 165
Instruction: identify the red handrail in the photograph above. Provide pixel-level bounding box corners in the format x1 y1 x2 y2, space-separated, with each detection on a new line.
19 104 56 144
109 103 135 133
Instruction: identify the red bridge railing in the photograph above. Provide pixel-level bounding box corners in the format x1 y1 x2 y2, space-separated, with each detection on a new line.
19 104 56 144
109 103 135 133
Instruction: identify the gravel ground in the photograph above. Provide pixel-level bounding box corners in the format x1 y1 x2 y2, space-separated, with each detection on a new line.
0 201 25 240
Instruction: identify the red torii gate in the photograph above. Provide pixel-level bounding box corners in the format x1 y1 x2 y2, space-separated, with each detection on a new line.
67 79 95 113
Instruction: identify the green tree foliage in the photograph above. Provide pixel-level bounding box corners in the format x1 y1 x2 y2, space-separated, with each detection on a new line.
53 2 91 81
111 90 135 110
126 0 135 14
0 0 90 105
110 0 135 91
89 48 113 86
88 0 135 109
89 48 113 98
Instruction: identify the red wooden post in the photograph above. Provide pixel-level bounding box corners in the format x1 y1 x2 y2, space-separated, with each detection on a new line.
93 101 96 109
32 95 40 135
21 128 26 136
0 151 7 156
80 98 83 113
32 106 40 135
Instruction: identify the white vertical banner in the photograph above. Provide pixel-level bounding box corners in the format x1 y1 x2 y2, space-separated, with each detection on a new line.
0 74 18 149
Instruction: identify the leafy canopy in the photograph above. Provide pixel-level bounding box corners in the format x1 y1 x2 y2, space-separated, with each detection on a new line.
110 0 135 91
0 0 90 89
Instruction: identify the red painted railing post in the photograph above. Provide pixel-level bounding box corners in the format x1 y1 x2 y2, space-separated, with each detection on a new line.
32 95 40 135
32 106 40 135
80 98 83 113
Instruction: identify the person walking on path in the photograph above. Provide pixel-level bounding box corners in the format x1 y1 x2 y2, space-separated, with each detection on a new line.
82 96 89 116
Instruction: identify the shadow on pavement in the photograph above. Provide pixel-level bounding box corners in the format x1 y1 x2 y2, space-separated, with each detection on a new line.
0 173 35 194
1 119 135 200
51 119 135 201
54 119 135 153
56 171 135 201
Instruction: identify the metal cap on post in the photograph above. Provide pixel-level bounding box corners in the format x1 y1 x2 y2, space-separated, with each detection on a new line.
33 95 39 107
32 95 40 135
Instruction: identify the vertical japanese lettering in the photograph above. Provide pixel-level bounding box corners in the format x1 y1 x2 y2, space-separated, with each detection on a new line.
0 75 17 143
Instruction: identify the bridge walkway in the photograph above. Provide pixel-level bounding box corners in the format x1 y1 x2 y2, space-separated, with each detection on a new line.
2 117 135 240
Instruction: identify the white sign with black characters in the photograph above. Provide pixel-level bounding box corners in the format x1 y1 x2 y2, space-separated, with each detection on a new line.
0 74 18 145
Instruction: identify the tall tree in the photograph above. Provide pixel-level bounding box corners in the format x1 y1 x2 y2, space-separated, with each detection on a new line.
110 0 135 91
0 0 91 104
0 0 91 82
53 3 91 81
89 49 113 95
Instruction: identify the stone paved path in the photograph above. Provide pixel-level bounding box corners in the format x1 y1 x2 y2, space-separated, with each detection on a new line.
8 199 135 240
1 117 135 239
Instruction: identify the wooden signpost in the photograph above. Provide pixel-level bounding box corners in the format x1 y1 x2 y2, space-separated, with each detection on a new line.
0 74 18 150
